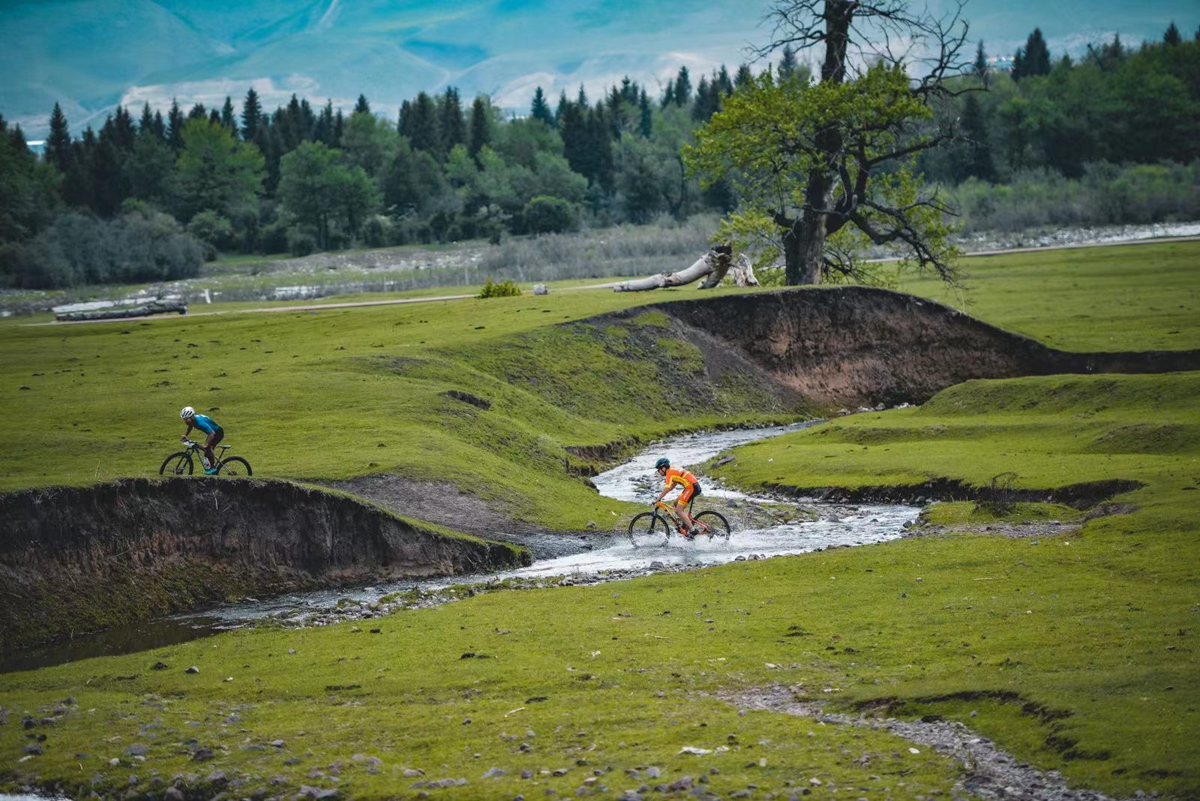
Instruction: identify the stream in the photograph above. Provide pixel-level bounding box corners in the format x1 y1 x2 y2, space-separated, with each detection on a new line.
0 424 919 675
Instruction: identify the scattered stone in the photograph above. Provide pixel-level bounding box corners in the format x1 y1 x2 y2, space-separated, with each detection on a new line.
151 662 169 671
192 748 215 762
482 767 508 778
125 743 149 756
403 768 426 777
185 666 199 674
21 744 43 756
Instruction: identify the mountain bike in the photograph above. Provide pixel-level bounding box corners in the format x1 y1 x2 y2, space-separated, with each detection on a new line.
627 497 730 548
159 438 253 477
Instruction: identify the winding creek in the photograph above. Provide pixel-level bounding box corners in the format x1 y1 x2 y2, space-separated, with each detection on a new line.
0 424 919 675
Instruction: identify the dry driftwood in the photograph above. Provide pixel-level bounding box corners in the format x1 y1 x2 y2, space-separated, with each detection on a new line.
56 301 188 322
613 247 759 292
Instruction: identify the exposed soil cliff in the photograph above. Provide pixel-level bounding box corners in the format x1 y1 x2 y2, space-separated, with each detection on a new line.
0 478 528 650
621 287 1200 408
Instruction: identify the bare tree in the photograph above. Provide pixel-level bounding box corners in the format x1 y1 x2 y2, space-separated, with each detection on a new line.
688 0 974 286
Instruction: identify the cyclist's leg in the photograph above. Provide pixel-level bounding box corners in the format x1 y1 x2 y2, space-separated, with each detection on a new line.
676 485 697 532
204 428 223 470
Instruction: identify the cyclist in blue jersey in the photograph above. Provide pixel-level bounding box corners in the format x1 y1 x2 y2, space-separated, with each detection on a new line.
180 406 224 474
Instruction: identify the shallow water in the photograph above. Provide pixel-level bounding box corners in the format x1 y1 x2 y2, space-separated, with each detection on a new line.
1 423 918 673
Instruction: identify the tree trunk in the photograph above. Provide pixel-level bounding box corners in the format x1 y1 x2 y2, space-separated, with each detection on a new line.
783 169 833 285
614 248 756 292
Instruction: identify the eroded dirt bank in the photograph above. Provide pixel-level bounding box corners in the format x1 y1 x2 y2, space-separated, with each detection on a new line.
631 287 1200 408
0 478 528 651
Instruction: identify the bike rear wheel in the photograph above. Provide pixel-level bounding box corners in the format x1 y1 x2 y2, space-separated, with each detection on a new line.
159 451 193 476
627 511 671 548
694 510 731 541
217 456 252 477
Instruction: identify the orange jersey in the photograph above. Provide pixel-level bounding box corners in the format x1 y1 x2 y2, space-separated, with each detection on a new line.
663 467 697 492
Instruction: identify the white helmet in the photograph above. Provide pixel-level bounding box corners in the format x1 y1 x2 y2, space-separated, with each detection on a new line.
180 406 195 419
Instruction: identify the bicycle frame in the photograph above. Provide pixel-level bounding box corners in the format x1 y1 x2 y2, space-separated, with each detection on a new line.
653 497 709 535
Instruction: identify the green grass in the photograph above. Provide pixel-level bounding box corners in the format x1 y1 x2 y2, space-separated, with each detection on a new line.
896 240 1200 351
3 241 1200 798
703 370 1200 796
0 282 792 529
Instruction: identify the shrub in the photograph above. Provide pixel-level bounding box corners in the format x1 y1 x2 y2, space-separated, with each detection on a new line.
478 278 522 298
187 211 234 260
0 210 203 289
287 227 317 257
523 196 579 235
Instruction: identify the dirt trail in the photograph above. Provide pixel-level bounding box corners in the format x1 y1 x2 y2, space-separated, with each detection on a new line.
728 686 1125 801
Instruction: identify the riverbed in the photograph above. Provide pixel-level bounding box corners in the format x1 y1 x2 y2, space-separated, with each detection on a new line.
0 424 918 674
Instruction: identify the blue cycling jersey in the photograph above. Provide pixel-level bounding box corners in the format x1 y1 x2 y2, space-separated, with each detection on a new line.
191 414 220 435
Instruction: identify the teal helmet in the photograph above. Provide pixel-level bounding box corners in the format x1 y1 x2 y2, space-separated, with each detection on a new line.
655 458 670 470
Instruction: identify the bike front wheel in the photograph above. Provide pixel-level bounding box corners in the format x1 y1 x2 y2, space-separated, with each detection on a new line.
217 456 253 477
694 510 731 541
159 451 193 476
627 511 671 548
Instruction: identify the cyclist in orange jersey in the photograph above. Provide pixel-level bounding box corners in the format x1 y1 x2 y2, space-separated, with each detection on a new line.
654 457 702 537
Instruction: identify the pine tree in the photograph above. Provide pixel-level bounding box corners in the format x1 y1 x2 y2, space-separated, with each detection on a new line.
139 103 154 136
716 65 733 96
46 102 73 173
530 87 554 126
674 66 691 106
692 77 712 121
168 99 186 152
638 89 652 138
778 44 797 79
333 110 344 148
152 111 166 141
409 92 440 156
208 108 222 127
661 79 675 109
1164 21 1181 46
1014 28 1051 80
440 87 465 152
974 40 987 77
355 94 371 115
576 85 588 107
951 94 995 182
468 96 491 160
554 91 570 127
607 86 625 137
189 103 208 121
92 117 125 216
113 106 137 152
620 76 637 104
734 64 754 92
221 96 237 135
241 88 262 141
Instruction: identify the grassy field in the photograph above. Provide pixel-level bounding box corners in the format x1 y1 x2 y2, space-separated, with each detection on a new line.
0 279 796 529
1 241 1199 798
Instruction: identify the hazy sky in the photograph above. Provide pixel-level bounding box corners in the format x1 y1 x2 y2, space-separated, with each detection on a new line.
3 0 1195 139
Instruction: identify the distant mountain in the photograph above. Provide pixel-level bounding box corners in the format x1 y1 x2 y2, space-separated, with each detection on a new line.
4 0 1194 140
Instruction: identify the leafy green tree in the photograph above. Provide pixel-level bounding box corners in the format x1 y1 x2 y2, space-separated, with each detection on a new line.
177 117 265 220
341 110 399 178
688 0 965 285
0 116 59 245
523 195 578 234
278 141 379 248
124 131 181 212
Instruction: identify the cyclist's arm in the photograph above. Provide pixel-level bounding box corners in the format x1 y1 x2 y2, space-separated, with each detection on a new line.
182 421 194 439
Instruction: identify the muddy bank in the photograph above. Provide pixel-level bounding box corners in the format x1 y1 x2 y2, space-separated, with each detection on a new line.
610 287 1200 408
0 478 528 651
761 477 1143 509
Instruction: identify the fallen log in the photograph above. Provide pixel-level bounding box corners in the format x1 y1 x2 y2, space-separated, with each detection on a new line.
613 245 758 292
56 300 188 322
